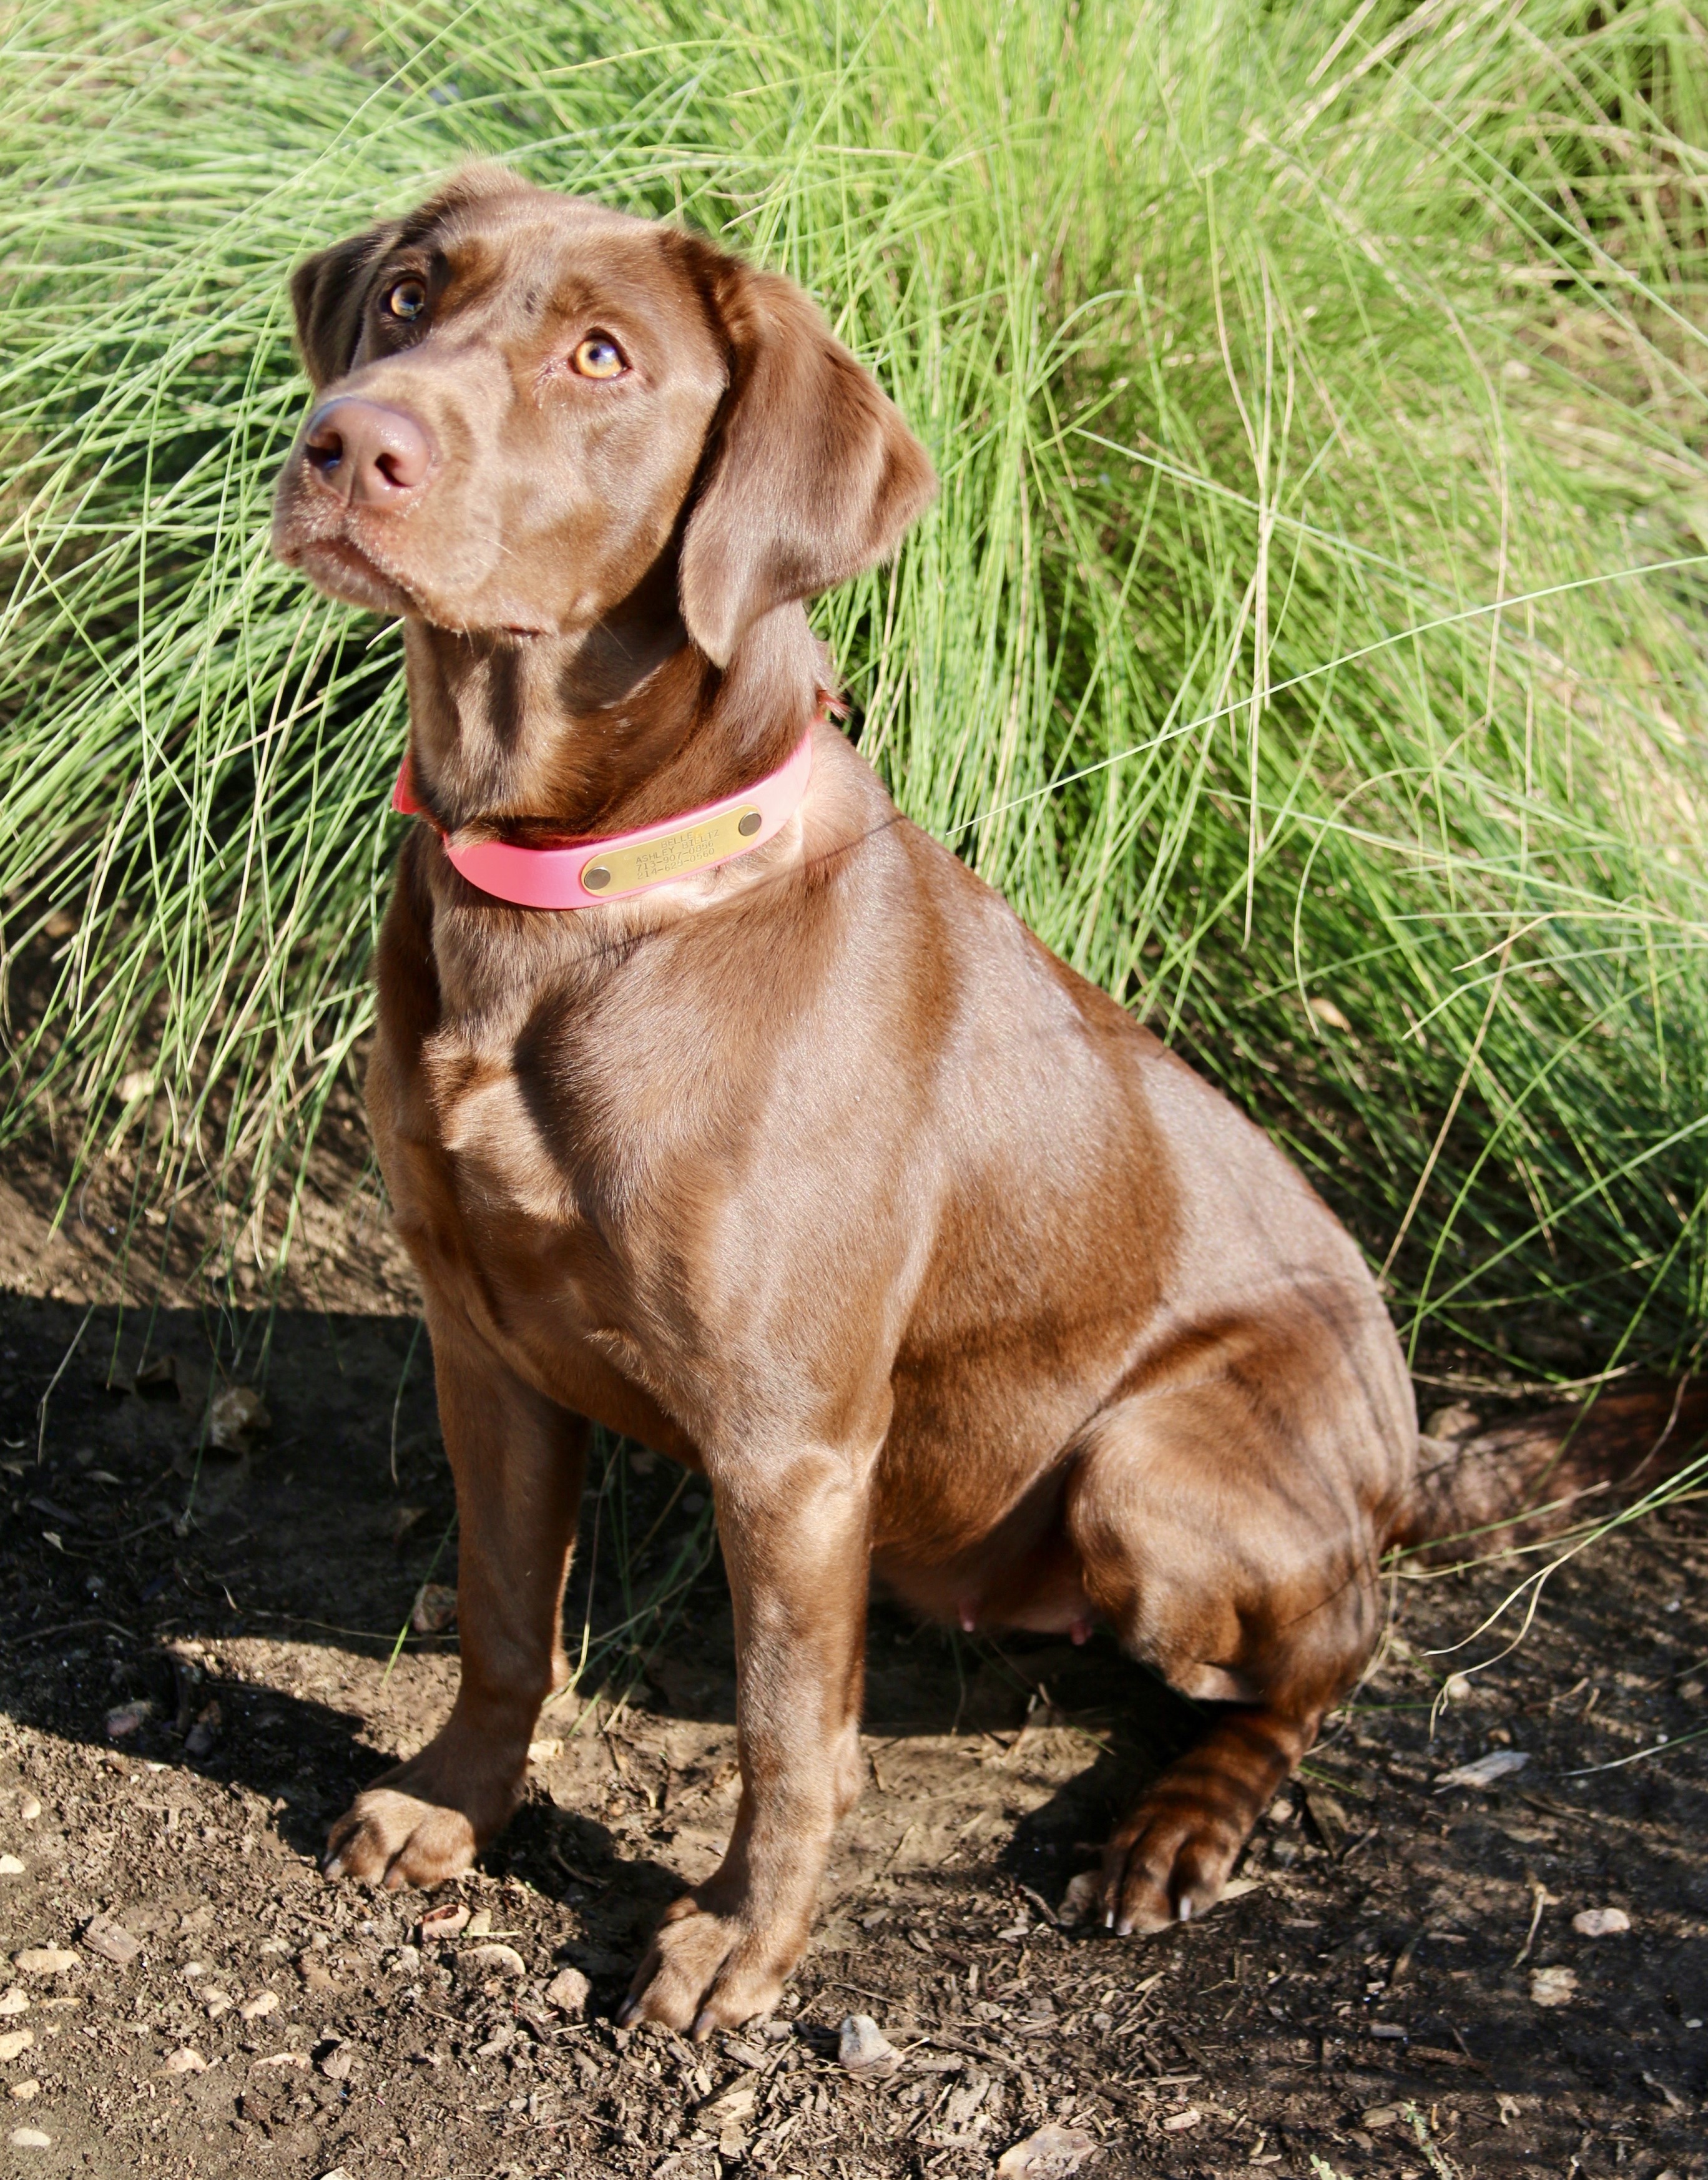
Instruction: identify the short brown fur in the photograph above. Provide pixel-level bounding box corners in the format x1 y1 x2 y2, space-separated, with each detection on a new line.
271 172 1697 2035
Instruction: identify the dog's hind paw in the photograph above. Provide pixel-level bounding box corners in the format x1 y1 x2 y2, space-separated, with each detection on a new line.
323 1786 481 1889
1097 1799 1242 1935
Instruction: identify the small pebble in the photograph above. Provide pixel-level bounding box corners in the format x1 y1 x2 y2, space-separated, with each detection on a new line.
8 2081 39 2103
14 1951 76 1978
238 1992 279 2021
1161 2107 1202 2131
9 2127 52 2150
837 2013 899 2078
0 2030 33 2063
162 2047 205 2074
0 1991 27 2018
1572 1907 1630 1937
209 1382 269 1450
0 1857 25 1877
411 1582 457 1633
544 1966 591 2018
1531 1965 1578 2008
17 1802 40 1826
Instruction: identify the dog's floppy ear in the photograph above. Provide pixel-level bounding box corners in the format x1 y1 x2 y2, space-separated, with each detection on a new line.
288 222 403 390
678 260 936 667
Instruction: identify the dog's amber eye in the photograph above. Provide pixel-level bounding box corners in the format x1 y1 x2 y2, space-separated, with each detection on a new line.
571 334 627 380
387 278 428 322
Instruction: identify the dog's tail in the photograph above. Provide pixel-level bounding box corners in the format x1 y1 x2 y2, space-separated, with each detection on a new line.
1394 1377 1708 1563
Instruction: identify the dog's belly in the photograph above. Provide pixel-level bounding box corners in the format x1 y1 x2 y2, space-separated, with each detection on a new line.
869 1385 1099 1637
872 1534 1097 1640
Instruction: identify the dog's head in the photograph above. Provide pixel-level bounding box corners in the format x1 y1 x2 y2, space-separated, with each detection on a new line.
270 169 935 664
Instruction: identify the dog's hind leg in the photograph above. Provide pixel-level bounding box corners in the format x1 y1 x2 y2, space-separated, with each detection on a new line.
1092 1700 1321 1933
1064 1347 1398 1933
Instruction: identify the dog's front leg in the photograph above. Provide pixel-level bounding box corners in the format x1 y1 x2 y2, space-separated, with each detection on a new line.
621 1445 872 2036
325 1315 586 1888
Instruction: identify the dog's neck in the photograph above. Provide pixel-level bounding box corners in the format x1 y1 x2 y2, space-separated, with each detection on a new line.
403 589 823 846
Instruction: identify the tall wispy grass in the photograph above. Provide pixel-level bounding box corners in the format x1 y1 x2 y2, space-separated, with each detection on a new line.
3 0 1708 1398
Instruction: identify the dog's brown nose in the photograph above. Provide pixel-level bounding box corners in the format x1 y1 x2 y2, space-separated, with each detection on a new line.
303 398 432 504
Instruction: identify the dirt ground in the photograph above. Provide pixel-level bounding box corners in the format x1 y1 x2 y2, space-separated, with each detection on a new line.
2 1199 1706 2180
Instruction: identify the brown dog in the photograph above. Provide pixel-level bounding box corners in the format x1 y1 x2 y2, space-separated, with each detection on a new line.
271 168 1694 2036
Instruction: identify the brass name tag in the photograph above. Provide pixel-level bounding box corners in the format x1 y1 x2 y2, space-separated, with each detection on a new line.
581 805 763 897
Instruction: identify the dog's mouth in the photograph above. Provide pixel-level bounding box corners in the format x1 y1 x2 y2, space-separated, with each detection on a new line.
274 501 555 639
280 524 421 618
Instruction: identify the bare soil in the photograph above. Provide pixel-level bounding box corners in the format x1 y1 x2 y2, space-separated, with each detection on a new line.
2 1223 1707 2180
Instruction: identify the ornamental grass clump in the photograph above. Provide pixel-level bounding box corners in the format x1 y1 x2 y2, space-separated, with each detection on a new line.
2 0 1707 1418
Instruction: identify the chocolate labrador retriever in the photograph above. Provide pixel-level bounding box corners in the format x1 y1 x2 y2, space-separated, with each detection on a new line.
271 167 1698 2036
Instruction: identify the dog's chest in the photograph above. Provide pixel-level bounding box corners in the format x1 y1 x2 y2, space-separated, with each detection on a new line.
410 986 742 1329
420 1021 571 1222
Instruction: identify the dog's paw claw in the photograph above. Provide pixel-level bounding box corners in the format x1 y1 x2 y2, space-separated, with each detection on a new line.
1099 1804 1242 1936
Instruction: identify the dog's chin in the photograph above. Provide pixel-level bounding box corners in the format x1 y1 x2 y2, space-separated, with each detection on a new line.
278 530 421 619
275 529 556 641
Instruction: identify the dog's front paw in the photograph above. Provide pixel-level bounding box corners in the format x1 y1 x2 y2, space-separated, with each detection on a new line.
323 1785 482 1888
323 1727 526 1888
618 1895 801 2038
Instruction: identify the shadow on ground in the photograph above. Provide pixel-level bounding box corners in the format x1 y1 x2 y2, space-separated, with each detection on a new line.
3 1290 1707 2178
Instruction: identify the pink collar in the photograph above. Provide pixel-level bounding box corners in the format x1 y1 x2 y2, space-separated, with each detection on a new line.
391 722 815 909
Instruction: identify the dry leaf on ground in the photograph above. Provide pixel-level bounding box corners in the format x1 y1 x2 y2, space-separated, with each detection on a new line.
1433 1749 1530 1789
